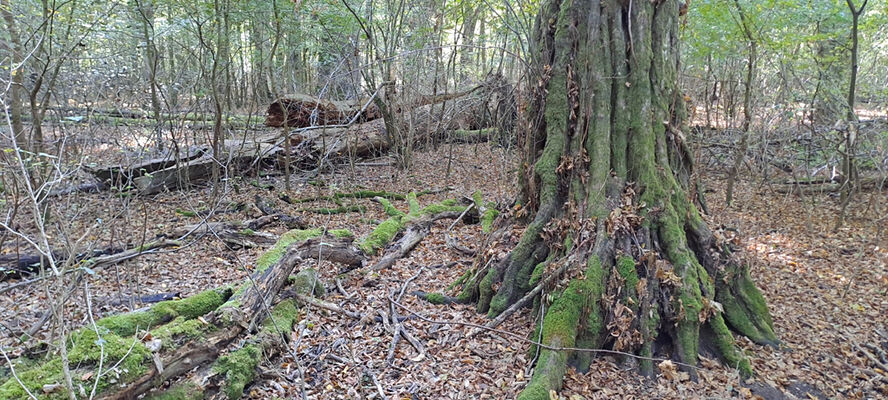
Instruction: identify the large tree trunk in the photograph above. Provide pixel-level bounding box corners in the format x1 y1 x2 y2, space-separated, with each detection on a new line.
457 1 778 398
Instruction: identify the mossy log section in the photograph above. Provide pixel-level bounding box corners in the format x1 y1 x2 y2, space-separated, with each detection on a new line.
0 229 361 399
450 1 779 399
359 192 473 257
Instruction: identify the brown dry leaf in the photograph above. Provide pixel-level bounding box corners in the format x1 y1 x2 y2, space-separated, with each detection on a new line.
658 360 679 381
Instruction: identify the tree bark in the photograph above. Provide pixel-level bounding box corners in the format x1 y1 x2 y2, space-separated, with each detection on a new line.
0 0 26 150
455 2 778 398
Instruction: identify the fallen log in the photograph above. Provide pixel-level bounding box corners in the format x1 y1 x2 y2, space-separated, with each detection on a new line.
265 94 381 128
363 192 477 270
0 229 363 399
86 146 208 188
169 213 305 248
0 240 178 283
132 141 280 194
773 175 887 194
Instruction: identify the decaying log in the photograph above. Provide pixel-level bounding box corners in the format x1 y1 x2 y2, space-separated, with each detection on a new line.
372 221 432 271
170 213 305 248
0 240 178 282
0 230 364 399
133 142 281 194
773 175 887 194
371 210 472 271
86 146 208 188
46 182 108 197
265 94 381 128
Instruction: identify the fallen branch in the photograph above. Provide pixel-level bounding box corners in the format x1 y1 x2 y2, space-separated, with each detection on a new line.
0 229 363 399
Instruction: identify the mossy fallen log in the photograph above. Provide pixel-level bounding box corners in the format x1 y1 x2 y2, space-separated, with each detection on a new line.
359 192 471 256
0 229 361 400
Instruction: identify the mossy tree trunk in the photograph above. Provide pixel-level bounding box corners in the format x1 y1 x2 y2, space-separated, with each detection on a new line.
459 1 778 398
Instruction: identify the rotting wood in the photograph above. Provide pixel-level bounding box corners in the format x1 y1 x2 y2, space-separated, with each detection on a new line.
265 94 381 128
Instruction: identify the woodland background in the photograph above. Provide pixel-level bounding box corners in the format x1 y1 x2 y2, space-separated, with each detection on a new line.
0 0 887 399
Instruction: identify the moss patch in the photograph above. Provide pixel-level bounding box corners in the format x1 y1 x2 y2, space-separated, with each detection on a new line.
376 197 405 217
290 268 325 297
481 208 499 233
214 345 260 400
254 228 326 272
424 292 447 305
359 195 469 255
359 217 404 255
0 327 151 399
152 317 209 350
97 288 230 337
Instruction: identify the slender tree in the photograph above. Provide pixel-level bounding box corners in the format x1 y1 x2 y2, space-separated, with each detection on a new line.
458 1 778 398
725 0 758 206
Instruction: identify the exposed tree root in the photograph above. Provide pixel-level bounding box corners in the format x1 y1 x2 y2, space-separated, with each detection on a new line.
441 0 782 397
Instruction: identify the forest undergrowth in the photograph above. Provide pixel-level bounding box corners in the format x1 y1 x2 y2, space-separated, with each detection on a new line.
1 142 886 399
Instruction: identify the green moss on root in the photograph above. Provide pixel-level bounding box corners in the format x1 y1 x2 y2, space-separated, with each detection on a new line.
424 292 447 305
708 313 753 377
616 255 639 302
528 261 548 287
477 268 497 313
518 281 583 400
570 256 609 371
445 269 472 292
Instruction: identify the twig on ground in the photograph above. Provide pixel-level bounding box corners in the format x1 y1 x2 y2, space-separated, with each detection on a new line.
291 293 362 320
335 277 355 300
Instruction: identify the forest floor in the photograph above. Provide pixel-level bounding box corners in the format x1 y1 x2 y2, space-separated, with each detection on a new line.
1 140 887 399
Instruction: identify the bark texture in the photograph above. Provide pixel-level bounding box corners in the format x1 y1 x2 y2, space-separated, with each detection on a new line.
456 1 778 398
